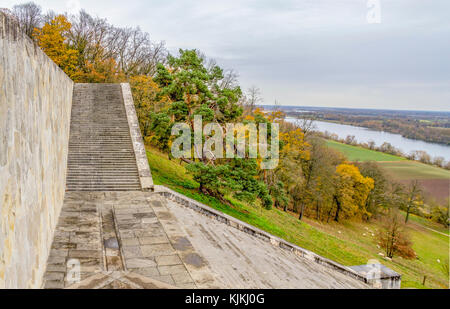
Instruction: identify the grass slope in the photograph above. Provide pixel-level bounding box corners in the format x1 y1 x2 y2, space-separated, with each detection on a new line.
326 140 405 162
146 146 449 289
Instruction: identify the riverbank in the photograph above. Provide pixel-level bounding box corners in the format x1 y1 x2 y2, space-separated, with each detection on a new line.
285 118 450 164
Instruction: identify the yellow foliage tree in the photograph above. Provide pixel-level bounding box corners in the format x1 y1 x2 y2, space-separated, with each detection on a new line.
267 110 286 123
280 128 310 161
276 128 312 216
33 15 79 78
333 163 375 221
252 107 266 119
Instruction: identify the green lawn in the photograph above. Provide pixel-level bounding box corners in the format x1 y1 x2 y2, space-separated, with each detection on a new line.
146 146 449 289
326 140 405 162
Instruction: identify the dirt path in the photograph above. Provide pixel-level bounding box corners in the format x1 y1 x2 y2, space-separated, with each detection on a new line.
410 221 449 237
422 226 449 237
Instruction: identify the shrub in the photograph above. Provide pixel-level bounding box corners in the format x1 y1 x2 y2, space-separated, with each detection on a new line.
377 209 416 259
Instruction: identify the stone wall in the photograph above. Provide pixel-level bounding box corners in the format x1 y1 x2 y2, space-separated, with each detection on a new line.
0 12 73 288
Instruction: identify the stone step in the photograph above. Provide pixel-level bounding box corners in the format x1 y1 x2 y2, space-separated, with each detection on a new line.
69 135 131 137
67 168 139 171
66 185 141 188
67 158 137 162
69 143 132 146
68 158 137 161
68 154 135 157
66 170 139 173
67 173 139 176
66 182 141 186
66 188 141 191
67 177 139 179
66 182 140 185
68 152 135 155
67 175 139 177
69 139 131 141
66 83 141 192
67 157 136 160
67 164 138 167
68 153 135 156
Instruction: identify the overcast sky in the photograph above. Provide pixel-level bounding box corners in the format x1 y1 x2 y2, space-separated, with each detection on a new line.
4 0 450 111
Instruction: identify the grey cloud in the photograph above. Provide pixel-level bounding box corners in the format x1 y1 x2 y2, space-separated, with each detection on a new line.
5 0 450 110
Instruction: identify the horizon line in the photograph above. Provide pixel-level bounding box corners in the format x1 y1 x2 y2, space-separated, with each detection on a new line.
258 104 450 114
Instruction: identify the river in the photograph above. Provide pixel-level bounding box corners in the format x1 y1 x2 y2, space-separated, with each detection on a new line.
285 118 450 162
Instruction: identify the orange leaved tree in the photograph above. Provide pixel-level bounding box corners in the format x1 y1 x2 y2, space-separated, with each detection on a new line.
33 15 79 78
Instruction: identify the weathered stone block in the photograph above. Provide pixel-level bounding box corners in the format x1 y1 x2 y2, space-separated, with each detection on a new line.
122 246 143 259
138 236 169 245
125 258 157 269
155 255 183 266
141 244 175 257
157 265 188 276
133 267 160 277
172 272 194 284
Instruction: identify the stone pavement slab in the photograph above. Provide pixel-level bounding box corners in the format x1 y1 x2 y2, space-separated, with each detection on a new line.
43 191 198 289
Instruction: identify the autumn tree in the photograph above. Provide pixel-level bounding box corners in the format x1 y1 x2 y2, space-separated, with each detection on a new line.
356 161 390 220
332 164 374 222
294 117 316 139
308 143 345 221
130 75 169 137
404 180 423 223
431 205 449 227
33 15 79 78
72 51 125 83
377 209 416 259
278 128 311 219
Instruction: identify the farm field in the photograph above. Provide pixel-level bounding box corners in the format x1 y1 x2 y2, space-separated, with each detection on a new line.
377 161 450 180
326 140 449 204
146 146 449 289
325 140 405 162
377 161 449 204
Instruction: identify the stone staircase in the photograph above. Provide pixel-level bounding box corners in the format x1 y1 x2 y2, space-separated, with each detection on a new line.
66 84 141 191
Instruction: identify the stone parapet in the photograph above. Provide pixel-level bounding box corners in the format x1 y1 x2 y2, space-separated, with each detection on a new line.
153 185 373 286
120 83 154 191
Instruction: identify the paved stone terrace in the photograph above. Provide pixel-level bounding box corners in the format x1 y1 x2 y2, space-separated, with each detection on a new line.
43 191 368 289
43 192 217 289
